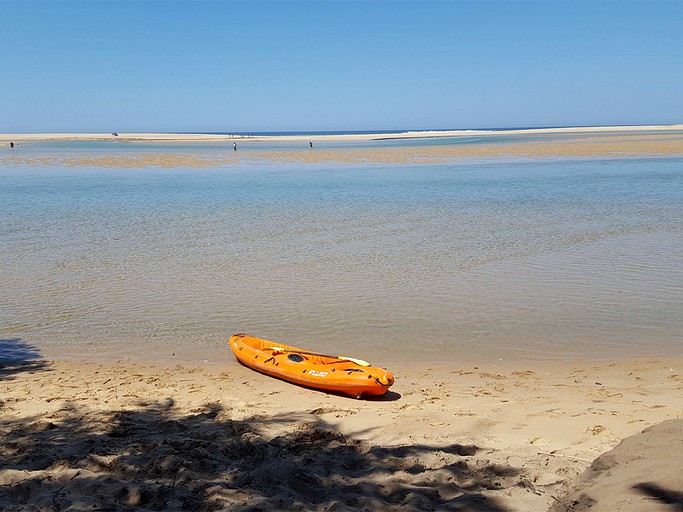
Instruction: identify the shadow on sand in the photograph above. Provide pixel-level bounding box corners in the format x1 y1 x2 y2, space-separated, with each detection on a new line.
633 483 683 510
0 338 51 381
0 398 515 511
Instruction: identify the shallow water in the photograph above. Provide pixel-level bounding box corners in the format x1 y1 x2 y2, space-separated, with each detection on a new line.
1 151 682 364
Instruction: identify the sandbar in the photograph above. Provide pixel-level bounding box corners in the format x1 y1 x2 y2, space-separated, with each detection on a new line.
2 125 683 168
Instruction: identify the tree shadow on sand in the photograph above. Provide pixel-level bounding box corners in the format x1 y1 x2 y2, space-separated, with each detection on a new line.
0 398 517 511
0 339 51 381
633 483 683 511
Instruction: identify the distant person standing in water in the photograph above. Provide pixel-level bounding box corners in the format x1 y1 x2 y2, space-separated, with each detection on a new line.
309 141 313 148
9 141 14 148
233 142 237 151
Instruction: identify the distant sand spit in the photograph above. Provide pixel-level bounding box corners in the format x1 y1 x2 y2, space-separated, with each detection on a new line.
2 129 683 168
1 357 682 510
2 124 683 143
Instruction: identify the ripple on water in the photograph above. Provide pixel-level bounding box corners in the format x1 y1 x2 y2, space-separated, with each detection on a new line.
1 157 682 362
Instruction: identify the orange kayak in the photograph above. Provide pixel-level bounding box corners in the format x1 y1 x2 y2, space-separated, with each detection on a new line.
229 333 394 398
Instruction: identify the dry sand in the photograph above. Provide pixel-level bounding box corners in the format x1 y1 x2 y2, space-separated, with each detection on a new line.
1 356 682 511
548 419 683 512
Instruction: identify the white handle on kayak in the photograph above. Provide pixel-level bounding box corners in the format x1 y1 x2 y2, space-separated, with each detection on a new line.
266 347 371 367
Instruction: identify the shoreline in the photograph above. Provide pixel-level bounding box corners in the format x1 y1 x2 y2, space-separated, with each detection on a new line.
2 123 683 143
36 345 683 368
2 355 682 510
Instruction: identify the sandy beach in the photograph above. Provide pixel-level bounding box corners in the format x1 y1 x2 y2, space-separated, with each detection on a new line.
1 353 682 511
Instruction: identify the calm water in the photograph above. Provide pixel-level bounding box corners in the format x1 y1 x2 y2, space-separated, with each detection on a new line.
1 147 682 364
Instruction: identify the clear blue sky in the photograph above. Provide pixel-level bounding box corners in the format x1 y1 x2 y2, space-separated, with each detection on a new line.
2 0 682 132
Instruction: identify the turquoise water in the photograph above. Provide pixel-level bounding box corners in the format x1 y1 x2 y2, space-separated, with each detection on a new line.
1 150 682 363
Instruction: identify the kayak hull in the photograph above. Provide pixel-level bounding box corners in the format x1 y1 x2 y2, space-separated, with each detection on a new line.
228 333 394 397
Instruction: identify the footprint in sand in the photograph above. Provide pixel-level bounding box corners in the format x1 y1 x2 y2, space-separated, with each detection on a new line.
511 370 537 379
308 407 357 417
584 425 608 435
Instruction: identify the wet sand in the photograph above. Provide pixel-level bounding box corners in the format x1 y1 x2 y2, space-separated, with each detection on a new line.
1 356 682 510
